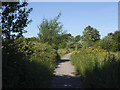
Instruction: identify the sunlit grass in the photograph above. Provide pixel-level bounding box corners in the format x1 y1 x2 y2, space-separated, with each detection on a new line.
71 46 120 88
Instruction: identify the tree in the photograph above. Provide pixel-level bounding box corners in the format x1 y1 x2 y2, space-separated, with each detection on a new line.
57 33 73 48
69 35 82 50
108 32 113 36
112 31 120 44
99 36 114 51
112 31 120 51
82 25 100 47
98 31 120 52
37 12 65 49
74 35 81 42
64 33 74 48
2 2 33 39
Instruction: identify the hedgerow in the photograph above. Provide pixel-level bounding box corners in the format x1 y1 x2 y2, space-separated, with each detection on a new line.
2 37 59 88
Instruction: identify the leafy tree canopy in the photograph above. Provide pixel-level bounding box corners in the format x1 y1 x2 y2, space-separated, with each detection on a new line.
2 2 33 39
82 25 100 47
74 35 81 42
37 12 66 49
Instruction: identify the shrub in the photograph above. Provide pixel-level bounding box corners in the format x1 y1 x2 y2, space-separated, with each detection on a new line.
98 31 120 52
57 48 74 57
71 47 120 88
2 37 58 88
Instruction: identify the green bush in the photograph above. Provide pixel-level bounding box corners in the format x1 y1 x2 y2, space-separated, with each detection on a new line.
71 47 120 88
98 36 116 52
97 31 120 52
2 37 59 88
57 48 74 57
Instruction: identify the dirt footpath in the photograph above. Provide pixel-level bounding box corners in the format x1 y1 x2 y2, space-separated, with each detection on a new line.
51 53 84 88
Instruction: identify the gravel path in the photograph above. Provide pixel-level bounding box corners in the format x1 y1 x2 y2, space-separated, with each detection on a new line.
51 53 84 88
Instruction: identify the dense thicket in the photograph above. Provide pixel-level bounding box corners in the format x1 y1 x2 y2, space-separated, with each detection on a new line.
2 2 60 88
97 31 120 52
70 28 120 88
3 37 59 88
71 47 120 88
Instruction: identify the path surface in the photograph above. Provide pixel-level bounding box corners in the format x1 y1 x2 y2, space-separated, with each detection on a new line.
51 53 84 88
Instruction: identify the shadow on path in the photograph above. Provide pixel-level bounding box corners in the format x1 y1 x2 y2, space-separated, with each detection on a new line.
51 75 84 88
51 53 84 88
59 59 70 63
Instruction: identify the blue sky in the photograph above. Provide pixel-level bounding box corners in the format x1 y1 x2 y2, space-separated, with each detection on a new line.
23 2 118 39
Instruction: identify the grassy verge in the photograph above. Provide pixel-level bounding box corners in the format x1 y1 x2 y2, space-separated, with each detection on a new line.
71 46 120 88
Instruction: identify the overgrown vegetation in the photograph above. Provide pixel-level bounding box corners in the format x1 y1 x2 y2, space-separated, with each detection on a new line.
2 2 72 88
2 37 59 88
98 31 120 52
2 1 120 88
57 48 74 57
71 46 120 88
2 2 61 88
70 29 120 88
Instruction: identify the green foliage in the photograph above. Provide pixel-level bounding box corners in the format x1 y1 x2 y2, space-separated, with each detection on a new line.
64 34 74 48
57 48 74 57
112 31 120 51
58 33 82 50
27 37 40 42
99 36 114 51
75 35 81 42
2 37 59 88
98 31 120 52
57 33 73 49
82 26 100 47
112 31 120 43
37 12 65 49
2 3 119 88
71 47 120 88
2 2 33 39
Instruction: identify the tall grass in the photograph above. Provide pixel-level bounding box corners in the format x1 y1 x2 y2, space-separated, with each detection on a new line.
71 46 120 88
